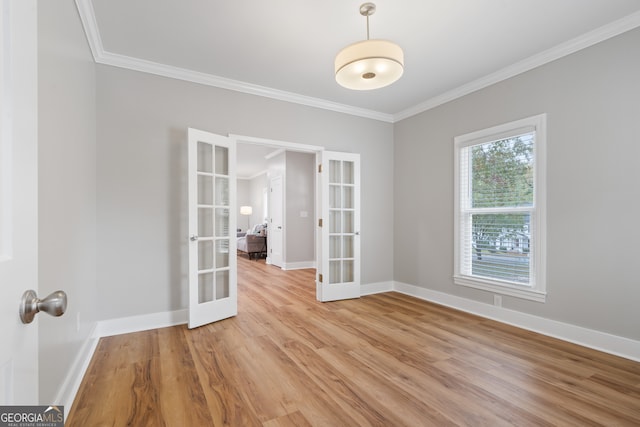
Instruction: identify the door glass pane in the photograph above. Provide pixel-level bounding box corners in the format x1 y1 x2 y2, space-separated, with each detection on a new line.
329 260 341 284
343 260 354 282
329 210 341 233
215 239 229 268
216 270 230 299
215 146 228 175
198 207 213 237
329 236 341 258
215 208 229 237
329 160 341 183
343 236 354 258
329 185 341 209
343 161 354 184
215 176 229 206
343 186 353 209
198 175 213 205
198 272 213 303
198 240 213 270
197 142 212 173
343 211 354 234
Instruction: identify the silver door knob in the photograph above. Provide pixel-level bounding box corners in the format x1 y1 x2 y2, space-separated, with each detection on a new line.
190 235 198 241
19 290 68 324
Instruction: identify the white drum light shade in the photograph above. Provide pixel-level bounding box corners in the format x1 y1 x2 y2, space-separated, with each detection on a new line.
335 39 404 90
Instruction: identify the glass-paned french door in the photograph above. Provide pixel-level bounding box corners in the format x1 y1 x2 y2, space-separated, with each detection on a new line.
188 128 237 328
317 151 360 302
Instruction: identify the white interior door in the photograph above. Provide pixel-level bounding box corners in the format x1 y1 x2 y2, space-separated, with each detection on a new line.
0 0 39 404
268 175 283 267
188 128 237 329
317 151 361 302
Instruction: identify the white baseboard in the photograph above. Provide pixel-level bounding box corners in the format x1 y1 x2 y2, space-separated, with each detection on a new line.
361 280 394 295
281 261 316 270
94 309 188 338
55 323 100 420
393 281 640 362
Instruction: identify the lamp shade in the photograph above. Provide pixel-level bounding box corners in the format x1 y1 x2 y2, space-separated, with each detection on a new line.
335 39 404 90
240 206 253 215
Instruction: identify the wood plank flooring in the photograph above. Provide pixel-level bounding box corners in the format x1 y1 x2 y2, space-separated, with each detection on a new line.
67 256 640 426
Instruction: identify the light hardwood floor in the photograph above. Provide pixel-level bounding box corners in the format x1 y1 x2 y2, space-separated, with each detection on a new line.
67 256 640 426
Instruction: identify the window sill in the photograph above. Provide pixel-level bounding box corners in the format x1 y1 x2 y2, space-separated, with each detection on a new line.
454 275 546 303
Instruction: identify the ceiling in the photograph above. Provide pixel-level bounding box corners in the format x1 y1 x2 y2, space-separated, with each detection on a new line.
236 144 277 180
79 0 640 123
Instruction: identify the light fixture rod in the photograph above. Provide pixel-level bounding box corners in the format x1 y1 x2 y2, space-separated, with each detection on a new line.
366 14 370 40
360 2 376 40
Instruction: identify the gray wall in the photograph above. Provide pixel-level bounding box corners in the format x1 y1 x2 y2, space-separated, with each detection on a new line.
394 28 640 340
285 152 315 264
38 0 97 402
96 65 394 320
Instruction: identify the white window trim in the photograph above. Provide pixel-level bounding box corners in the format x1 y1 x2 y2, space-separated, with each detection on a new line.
454 114 547 302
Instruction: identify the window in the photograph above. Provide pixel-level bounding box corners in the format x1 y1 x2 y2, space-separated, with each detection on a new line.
454 114 546 302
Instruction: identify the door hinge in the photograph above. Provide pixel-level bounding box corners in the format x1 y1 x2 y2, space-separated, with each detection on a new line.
318 274 323 283
318 164 322 173
318 218 323 227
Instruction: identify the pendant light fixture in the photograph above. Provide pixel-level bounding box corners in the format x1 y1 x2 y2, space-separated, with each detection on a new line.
335 2 404 90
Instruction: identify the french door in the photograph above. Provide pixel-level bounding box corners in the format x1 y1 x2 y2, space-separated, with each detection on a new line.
317 151 361 302
187 128 237 328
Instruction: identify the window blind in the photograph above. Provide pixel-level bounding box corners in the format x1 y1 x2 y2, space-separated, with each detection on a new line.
458 133 535 286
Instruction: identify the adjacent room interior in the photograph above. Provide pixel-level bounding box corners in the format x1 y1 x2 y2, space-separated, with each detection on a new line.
235 142 316 270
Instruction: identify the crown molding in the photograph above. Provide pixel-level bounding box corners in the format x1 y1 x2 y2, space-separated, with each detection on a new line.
264 148 285 160
237 170 268 180
74 1 393 123
393 10 640 122
97 51 396 123
75 0 103 60
76 0 640 124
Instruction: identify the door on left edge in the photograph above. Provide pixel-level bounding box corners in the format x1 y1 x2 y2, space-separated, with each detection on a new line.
0 0 39 404
187 128 237 329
